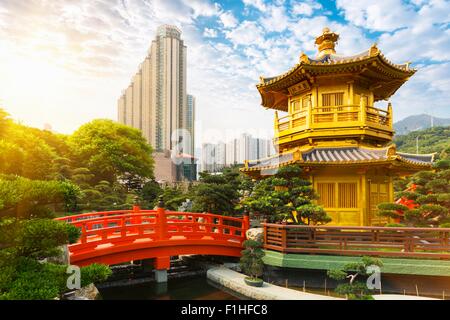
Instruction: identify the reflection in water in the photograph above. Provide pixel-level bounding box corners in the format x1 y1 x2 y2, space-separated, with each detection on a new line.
99 276 238 300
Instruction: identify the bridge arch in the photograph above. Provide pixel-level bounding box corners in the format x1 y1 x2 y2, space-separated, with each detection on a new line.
57 206 249 268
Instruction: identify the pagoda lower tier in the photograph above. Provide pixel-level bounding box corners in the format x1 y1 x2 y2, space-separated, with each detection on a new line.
241 145 434 226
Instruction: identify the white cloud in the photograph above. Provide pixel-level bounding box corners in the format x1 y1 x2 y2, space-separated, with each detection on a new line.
336 0 416 32
203 27 218 38
183 0 220 18
260 5 289 32
292 1 322 16
219 11 238 28
225 21 266 48
389 62 450 121
243 0 267 12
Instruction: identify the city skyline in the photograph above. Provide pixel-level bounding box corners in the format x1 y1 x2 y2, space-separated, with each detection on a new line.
0 0 449 147
201 133 275 172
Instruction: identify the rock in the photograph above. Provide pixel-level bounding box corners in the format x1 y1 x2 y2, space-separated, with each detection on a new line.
69 283 100 300
246 228 264 242
47 245 70 265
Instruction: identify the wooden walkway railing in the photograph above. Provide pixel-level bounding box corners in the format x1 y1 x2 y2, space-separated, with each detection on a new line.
262 223 450 259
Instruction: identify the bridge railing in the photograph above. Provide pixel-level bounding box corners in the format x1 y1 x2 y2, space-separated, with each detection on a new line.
55 209 139 223
262 223 450 259
58 206 249 251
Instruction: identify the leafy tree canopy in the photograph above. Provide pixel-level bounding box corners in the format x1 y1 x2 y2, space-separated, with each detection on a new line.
68 119 154 186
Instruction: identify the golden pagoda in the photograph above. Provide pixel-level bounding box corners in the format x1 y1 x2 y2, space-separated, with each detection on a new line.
241 28 435 226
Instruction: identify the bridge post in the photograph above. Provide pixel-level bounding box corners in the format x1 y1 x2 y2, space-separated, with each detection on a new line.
154 256 170 283
157 195 167 240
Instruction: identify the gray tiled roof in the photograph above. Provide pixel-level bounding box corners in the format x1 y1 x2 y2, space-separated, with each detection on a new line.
397 152 434 165
302 147 386 162
247 152 294 168
244 147 434 171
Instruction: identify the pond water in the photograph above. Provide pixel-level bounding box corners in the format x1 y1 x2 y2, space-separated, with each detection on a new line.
98 276 239 300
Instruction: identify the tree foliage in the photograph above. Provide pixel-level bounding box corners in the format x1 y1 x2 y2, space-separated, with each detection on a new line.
190 167 245 215
240 240 265 281
140 180 163 208
0 216 112 300
394 125 450 159
327 256 383 300
242 165 330 224
68 119 154 186
0 110 157 214
0 175 81 219
378 159 450 227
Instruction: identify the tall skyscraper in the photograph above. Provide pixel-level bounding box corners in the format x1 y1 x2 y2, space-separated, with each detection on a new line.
117 25 196 183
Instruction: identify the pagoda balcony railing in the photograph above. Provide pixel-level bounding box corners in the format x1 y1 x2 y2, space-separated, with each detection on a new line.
275 104 392 136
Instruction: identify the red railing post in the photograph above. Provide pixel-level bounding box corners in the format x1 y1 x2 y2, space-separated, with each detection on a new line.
132 205 141 221
129 204 141 234
80 224 87 244
242 210 250 240
157 196 167 240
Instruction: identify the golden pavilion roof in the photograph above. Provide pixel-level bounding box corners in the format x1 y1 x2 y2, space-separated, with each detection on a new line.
257 29 416 111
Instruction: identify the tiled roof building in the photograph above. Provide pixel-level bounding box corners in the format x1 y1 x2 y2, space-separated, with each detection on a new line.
241 28 434 226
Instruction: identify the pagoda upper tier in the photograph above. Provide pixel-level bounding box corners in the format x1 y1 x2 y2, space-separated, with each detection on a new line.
257 28 416 151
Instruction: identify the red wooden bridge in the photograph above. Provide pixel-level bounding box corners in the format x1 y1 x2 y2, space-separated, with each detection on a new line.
56 205 249 270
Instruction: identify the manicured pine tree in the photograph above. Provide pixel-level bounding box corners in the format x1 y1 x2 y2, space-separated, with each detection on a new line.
191 167 245 215
378 159 450 227
327 256 383 300
240 239 265 282
242 164 331 224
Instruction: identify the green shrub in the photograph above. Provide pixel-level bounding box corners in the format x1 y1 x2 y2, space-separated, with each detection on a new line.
80 263 112 287
385 223 406 228
16 219 73 258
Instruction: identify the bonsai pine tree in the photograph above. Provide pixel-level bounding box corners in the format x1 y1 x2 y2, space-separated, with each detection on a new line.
191 167 244 215
378 159 450 227
242 164 331 224
327 256 383 300
240 240 265 282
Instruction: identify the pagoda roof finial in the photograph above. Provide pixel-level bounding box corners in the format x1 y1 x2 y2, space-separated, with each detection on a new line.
369 42 379 56
299 52 309 63
315 27 339 57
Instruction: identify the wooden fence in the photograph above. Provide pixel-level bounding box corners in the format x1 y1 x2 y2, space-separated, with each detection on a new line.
262 223 450 259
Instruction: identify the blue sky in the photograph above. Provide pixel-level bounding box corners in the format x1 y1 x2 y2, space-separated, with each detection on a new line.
0 0 449 145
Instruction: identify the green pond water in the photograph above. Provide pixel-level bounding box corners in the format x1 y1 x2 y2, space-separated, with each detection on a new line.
98 276 239 300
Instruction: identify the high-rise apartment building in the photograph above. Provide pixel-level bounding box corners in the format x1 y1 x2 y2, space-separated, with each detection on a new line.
117 25 196 183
